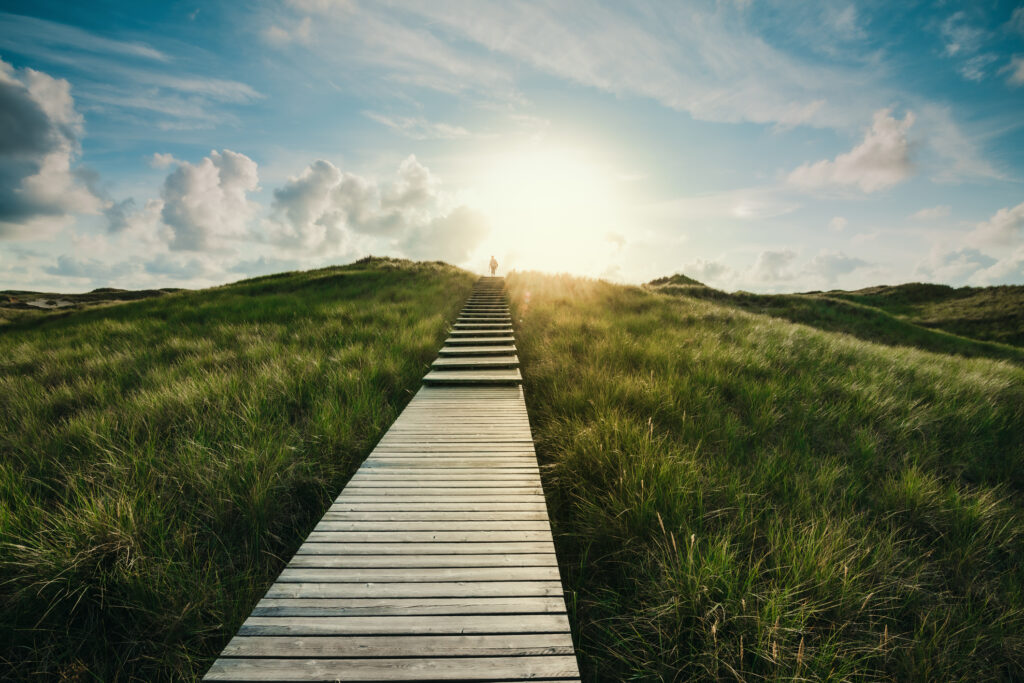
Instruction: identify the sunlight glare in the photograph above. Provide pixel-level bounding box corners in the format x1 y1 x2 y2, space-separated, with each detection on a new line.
470 144 628 278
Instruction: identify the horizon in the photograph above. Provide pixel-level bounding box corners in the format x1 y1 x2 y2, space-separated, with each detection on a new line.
1 1 1023 293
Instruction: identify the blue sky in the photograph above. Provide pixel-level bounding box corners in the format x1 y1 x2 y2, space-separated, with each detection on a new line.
1 0 1022 292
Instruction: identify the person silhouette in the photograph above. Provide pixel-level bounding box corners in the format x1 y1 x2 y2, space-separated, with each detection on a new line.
489 255 498 276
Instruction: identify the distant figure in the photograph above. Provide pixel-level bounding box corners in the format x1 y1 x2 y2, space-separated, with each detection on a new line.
489 255 498 276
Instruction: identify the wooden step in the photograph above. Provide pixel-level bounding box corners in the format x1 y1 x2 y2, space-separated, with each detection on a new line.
422 369 523 386
432 356 520 370
444 336 516 346
438 345 516 356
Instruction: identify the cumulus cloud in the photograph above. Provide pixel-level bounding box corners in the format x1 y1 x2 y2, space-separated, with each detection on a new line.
752 249 798 282
805 251 869 284
916 247 997 285
787 108 915 193
263 154 489 262
44 254 136 280
0 58 105 237
401 206 489 263
917 202 1024 285
149 152 178 169
965 201 1024 248
160 149 260 251
683 258 731 285
910 205 951 221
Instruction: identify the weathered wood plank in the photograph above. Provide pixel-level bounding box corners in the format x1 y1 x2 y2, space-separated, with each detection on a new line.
251 596 566 616
237 613 572 636
277 566 561 582
285 554 557 568
263 580 565 598
205 656 580 681
220 633 575 657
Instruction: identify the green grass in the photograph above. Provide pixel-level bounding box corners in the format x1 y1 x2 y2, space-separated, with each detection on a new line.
508 272 1024 681
0 257 474 680
825 283 1024 348
652 283 1024 365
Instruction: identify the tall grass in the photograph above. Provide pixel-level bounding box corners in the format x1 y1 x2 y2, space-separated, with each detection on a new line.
508 272 1024 681
0 257 474 680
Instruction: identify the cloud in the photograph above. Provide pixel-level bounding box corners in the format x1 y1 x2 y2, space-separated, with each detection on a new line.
918 202 1024 286
364 112 472 140
805 250 869 284
0 12 169 62
828 216 848 232
401 206 489 263
965 201 1024 248
752 249 799 282
160 149 260 251
1005 56 1024 87
149 152 178 169
143 253 215 280
0 57 105 237
787 108 914 193
263 16 313 46
264 154 488 262
916 247 997 285
910 205 951 221
0 15 261 131
1010 8 1024 35
43 254 137 280
683 258 731 285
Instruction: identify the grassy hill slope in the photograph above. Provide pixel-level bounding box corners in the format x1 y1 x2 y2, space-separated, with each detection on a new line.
650 283 1024 365
508 272 1024 681
0 258 474 680
826 283 1024 348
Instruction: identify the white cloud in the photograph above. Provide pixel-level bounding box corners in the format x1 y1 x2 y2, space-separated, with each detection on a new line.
263 155 489 262
828 216 848 232
149 152 179 169
965 201 1024 249
1009 8 1024 35
1004 56 1024 87
160 149 261 251
0 58 105 238
0 12 169 62
916 247 997 285
263 16 313 47
805 250 869 284
910 205 951 221
364 112 472 140
917 202 1024 286
752 249 798 282
787 108 914 193
683 258 731 286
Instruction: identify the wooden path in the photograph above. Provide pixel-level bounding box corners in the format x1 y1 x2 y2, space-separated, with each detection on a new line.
205 277 580 681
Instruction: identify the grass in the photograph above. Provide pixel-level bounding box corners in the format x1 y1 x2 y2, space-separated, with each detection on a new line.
825 283 1024 348
650 284 1024 365
0 257 474 680
508 272 1024 681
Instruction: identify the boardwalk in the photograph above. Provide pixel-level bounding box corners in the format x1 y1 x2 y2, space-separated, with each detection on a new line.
204 277 580 681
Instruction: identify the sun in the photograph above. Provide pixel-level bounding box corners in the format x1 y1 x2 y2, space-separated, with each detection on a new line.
469 143 628 277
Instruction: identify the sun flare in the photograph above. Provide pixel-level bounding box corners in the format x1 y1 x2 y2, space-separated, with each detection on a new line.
470 144 628 277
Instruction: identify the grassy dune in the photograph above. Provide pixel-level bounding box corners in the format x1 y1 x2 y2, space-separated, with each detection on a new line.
0 258 474 680
508 272 1024 681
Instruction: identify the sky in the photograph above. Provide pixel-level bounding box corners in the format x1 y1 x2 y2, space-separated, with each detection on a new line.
1 0 1023 293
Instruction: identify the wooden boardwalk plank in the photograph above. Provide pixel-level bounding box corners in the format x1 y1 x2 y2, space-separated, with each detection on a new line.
204 277 578 681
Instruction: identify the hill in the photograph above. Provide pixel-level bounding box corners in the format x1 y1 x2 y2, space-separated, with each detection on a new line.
648 272 705 287
509 271 1023 680
647 279 1024 364
0 257 474 679
827 283 1024 348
